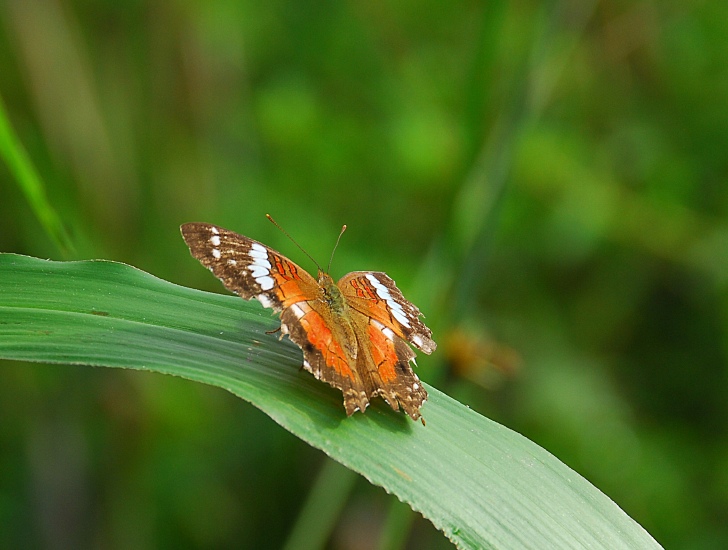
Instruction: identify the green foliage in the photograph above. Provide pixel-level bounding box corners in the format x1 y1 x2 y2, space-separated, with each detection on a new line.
0 253 659 549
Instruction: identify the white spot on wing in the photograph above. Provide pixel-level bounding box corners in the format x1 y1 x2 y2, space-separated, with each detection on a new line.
212 249 221 259
257 294 274 308
258 276 275 290
366 274 411 327
366 274 392 299
210 235 221 246
249 265 269 278
412 335 424 347
210 226 219 235
228 259 237 265
391 308 409 327
365 272 381 287
248 245 272 284
290 303 306 319
249 243 269 259
251 258 271 271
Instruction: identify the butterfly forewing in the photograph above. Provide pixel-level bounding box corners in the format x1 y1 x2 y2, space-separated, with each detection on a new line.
338 271 436 354
181 222 319 310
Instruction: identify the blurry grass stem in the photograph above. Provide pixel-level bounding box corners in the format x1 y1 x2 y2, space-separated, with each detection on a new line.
0 94 74 255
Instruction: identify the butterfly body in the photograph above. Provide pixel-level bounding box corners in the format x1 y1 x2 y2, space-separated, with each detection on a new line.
313 272 356 354
181 222 435 421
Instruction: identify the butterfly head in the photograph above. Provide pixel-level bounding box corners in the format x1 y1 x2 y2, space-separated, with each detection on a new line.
317 269 334 284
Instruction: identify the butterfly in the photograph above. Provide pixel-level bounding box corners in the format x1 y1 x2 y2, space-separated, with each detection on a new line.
180 220 436 422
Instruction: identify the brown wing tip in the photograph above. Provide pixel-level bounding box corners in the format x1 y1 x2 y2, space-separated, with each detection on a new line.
411 333 436 354
343 390 426 423
402 393 427 422
343 389 370 416
180 221 203 233
400 401 425 423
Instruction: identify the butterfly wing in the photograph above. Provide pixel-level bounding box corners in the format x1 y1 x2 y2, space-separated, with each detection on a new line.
338 271 435 421
180 222 320 309
338 271 436 353
277 297 372 416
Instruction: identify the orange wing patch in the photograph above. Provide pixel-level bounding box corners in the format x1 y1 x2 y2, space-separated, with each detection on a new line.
367 321 399 384
287 302 355 382
268 254 313 307
348 277 378 300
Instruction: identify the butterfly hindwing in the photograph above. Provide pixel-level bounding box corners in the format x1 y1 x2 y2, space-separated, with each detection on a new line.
349 309 428 421
279 300 371 416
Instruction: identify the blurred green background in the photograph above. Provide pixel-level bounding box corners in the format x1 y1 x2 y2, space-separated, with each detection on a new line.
1 1 727 548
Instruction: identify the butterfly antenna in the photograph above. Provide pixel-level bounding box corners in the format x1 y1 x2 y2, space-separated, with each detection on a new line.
327 224 347 273
266 214 323 271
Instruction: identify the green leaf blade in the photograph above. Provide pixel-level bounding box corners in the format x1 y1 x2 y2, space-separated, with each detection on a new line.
0 254 661 549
